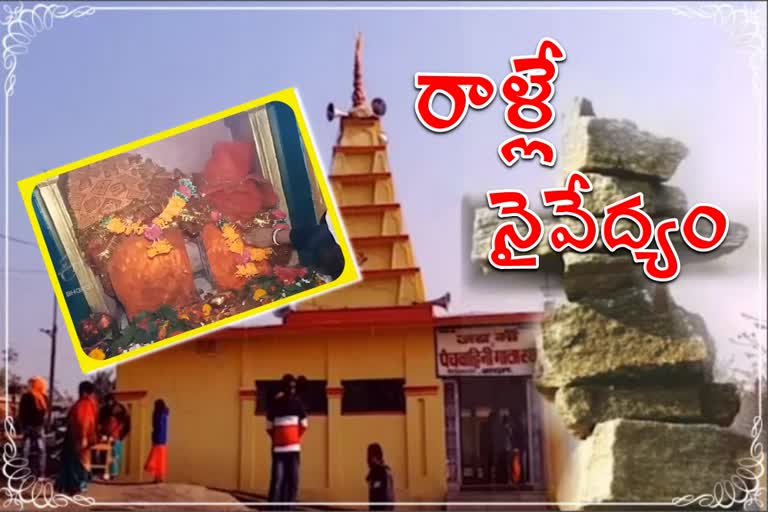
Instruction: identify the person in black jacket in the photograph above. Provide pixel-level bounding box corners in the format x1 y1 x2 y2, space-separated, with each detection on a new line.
17 376 48 477
366 443 395 511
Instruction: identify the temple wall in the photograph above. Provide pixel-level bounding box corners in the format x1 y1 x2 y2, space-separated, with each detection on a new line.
116 324 447 503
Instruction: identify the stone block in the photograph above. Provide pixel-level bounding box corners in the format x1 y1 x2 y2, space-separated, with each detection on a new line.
536 294 714 391
579 172 687 216
562 253 645 301
555 383 741 438
560 419 750 509
562 98 689 181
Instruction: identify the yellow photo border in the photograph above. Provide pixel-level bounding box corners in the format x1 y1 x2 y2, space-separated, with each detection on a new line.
17 88 361 374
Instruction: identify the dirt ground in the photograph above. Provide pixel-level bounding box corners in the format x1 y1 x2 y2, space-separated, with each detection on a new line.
1 482 250 511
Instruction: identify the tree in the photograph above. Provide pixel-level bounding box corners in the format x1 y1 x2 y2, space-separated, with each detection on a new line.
719 313 767 393
90 370 116 399
1 348 22 393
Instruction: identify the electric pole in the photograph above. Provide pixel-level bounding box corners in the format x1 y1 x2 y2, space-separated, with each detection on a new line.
40 295 57 426
2 233 58 424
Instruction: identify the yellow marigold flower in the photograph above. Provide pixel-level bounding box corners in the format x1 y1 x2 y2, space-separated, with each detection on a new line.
235 262 259 278
221 224 239 242
125 221 145 235
161 208 179 220
168 196 187 211
106 217 126 234
179 313 190 321
163 203 183 217
252 288 267 300
147 239 173 258
249 248 269 262
88 348 106 360
202 304 212 318
228 238 245 254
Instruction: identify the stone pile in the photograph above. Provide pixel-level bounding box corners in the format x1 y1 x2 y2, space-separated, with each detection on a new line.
472 99 751 508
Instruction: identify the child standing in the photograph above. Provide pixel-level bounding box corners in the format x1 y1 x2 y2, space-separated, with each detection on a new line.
144 399 169 483
366 443 394 511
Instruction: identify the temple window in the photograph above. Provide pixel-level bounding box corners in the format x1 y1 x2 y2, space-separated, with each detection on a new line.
255 379 328 415
340 379 406 414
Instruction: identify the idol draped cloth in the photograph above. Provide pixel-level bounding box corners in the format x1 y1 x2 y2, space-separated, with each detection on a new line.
198 141 279 291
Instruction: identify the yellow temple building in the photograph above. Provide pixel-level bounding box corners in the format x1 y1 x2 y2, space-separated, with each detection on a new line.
115 35 551 505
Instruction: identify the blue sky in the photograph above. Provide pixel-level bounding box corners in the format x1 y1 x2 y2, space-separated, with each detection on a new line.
1 2 765 393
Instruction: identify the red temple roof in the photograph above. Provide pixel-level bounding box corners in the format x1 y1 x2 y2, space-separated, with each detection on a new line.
211 304 544 339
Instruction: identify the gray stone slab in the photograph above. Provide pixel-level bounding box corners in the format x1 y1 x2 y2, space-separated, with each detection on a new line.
564 419 750 509
555 382 741 438
536 293 714 391
562 97 689 181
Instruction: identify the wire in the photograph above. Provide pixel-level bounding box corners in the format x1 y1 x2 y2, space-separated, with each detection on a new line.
0 233 37 247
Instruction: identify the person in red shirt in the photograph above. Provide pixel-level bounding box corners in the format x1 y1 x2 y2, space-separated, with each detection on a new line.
56 381 98 495
266 374 308 508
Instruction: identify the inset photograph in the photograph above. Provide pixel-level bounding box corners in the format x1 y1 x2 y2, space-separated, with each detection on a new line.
18 89 360 372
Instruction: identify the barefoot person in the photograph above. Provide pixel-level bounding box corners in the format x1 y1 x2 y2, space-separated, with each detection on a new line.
366 443 395 511
56 381 99 494
144 399 169 483
245 212 345 281
17 377 49 477
266 374 308 508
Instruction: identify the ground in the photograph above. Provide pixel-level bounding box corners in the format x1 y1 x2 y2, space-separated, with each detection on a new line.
3 481 556 511
81 482 249 511
1 482 249 512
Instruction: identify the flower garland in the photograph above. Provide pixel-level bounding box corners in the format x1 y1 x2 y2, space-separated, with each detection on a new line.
100 178 197 258
89 347 106 360
80 306 195 360
212 208 290 279
247 267 323 306
78 266 326 361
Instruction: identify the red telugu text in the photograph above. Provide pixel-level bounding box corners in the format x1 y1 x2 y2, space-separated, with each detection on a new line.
487 172 730 282
413 38 566 169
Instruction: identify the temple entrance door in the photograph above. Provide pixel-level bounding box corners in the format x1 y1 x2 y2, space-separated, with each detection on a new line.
457 377 530 489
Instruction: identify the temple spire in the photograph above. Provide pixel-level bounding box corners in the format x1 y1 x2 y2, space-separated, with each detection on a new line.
351 33 369 113
349 32 373 117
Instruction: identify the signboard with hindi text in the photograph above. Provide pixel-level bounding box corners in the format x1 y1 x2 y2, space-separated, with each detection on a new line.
435 324 539 377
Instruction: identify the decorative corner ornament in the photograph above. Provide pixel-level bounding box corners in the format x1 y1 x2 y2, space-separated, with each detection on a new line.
2 2 96 97
672 413 766 509
2 416 96 509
